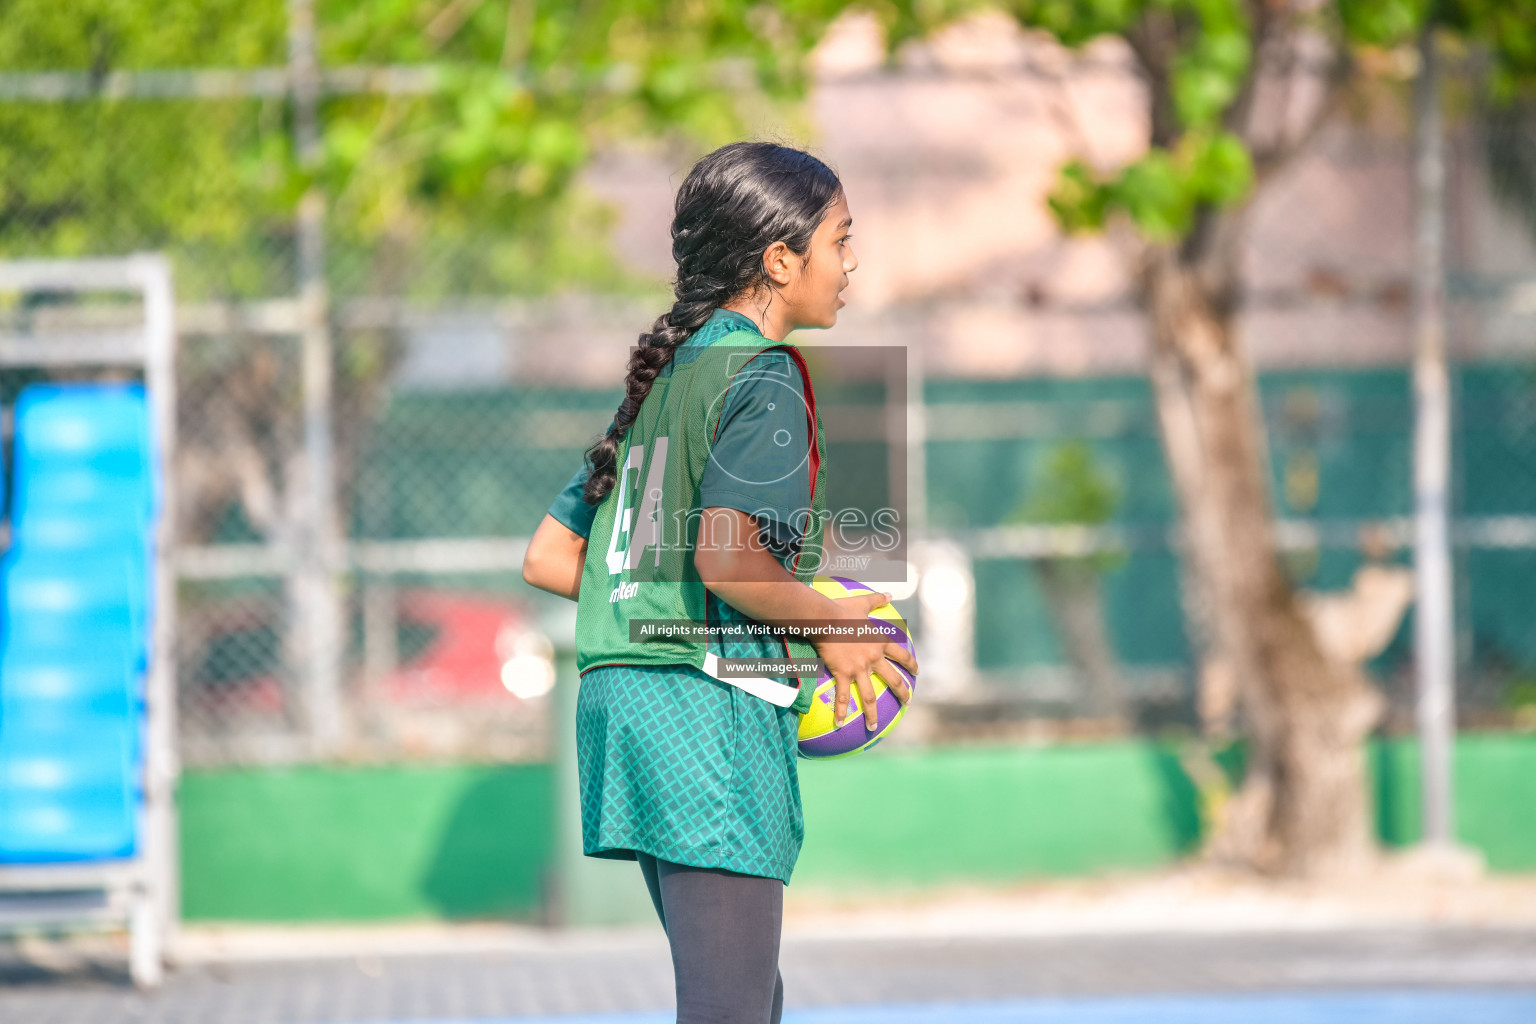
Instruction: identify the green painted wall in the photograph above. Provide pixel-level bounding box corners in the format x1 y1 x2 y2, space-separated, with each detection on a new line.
179 765 554 921
1374 733 1536 869
793 741 1201 893
178 733 1536 922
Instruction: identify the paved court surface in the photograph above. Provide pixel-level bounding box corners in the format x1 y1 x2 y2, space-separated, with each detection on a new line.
422 992 1536 1024
488 991 1536 1024
2 926 1535 1024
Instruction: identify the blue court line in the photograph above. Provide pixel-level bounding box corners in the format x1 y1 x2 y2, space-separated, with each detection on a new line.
331 988 1536 1024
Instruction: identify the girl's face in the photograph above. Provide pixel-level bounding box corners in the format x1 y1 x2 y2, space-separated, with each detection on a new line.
775 193 857 330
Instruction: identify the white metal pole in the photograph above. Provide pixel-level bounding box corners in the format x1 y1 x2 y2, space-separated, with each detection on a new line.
1412 22 1456 847
137 252 179 984
288 0 344 751
906 341 927 538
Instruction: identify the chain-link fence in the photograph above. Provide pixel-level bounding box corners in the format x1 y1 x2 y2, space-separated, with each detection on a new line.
2 41 1535 766
167 316 618 766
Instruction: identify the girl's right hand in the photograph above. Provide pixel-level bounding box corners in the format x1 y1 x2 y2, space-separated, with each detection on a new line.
812 590 919 730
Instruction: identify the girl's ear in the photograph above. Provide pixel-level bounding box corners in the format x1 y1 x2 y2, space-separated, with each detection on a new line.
762 241 794 286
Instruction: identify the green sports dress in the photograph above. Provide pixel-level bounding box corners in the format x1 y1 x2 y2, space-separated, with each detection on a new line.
545 308 814 885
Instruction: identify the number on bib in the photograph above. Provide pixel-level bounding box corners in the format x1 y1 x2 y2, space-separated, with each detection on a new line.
604 435 670 575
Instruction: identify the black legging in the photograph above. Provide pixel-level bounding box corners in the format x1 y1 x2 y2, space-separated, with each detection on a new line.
635 851 785 1023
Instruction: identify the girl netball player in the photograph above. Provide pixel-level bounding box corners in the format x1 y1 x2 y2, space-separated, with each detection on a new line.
521 141 918 1023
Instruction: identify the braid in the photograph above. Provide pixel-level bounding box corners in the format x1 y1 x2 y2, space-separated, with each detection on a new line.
579 141 842 505
581 287 718 505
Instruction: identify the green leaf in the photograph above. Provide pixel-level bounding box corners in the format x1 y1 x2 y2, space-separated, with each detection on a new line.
1013 0 1145 47
1338 0 1425 47
1011 440 1122 526
1172 63 1239 128
1113 150 1194 240
1188 130 1253 204
1047 159 1111 233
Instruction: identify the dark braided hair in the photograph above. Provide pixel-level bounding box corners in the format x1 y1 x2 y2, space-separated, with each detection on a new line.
580 141 843 505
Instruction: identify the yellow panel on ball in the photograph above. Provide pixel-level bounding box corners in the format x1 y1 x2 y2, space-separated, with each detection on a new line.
797 575 917 760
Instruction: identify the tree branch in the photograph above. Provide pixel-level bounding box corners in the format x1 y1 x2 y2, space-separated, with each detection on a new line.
502 0 535 69
1251 43 1356 188
425 0 486 47
1222 0 1281 147
1124 8 1182 148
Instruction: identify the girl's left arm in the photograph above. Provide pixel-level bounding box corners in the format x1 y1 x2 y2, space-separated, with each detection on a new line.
528 444 606 601
522 513 588 601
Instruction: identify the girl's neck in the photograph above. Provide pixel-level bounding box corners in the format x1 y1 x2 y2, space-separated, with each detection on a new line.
721 293 793 342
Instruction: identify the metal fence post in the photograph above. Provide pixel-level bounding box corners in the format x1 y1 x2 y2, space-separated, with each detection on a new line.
1412 22 1457 848
137 253 181 973
288 0 344 752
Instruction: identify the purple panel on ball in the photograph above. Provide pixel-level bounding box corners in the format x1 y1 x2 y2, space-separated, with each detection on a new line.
799 664 915 759
798 721 868 758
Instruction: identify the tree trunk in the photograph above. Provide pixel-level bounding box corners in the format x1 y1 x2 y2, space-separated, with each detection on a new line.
1141 246 1383 877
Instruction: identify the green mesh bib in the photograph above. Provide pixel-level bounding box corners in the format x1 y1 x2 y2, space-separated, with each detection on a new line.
574 328 829 715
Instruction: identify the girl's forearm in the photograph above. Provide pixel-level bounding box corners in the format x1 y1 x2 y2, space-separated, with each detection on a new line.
523 514 587 601
693 508 846 626
702 565 843 628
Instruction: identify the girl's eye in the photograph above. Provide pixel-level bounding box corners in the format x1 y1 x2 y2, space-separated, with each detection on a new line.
840 234 853 245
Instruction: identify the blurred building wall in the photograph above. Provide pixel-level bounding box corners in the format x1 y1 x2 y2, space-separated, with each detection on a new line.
569 12 1536 386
